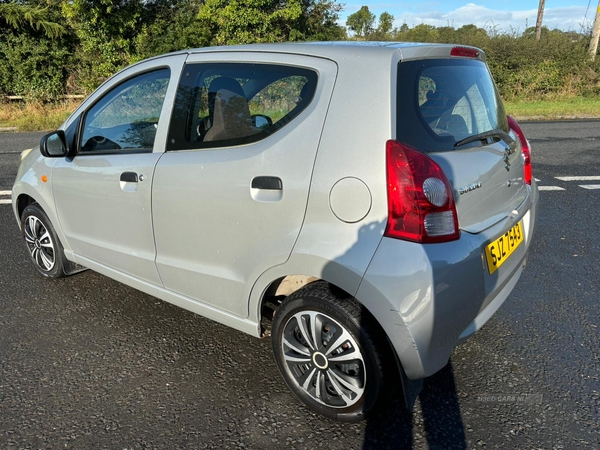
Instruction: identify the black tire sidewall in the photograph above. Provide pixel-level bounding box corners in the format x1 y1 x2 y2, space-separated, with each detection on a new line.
21 204 65 279
272 292 384 422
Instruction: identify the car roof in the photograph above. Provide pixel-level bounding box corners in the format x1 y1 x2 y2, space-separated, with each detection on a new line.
154 41 485 63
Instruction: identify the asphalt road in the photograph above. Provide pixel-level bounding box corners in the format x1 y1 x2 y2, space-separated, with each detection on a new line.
1 123 599 449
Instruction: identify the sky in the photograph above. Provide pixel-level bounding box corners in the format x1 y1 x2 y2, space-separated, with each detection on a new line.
339 1 594 34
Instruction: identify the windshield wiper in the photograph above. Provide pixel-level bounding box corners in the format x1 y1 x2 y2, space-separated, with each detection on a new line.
454 128 514 148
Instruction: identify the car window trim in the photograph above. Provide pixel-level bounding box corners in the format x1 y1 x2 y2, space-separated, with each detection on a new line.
75 148 154 157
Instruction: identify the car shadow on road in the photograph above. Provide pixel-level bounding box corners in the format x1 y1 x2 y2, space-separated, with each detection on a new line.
319 219 468 449
362 361 466 449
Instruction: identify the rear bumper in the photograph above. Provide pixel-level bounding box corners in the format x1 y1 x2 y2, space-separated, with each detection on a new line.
356 185 539 380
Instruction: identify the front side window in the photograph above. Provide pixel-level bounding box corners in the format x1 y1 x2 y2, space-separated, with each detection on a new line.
80 69 170 154
168 63 317 151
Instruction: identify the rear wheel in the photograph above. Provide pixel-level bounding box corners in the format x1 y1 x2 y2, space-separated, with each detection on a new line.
271 281 391 422
21 203 68 279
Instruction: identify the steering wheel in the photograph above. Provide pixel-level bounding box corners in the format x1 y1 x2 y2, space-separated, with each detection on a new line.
82 135 122 152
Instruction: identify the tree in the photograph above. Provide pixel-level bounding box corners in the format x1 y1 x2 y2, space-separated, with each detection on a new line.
61 0 168 90
404 23 438 42
455 24 488 47
0 32 71 98
0 0 71 98
369 11 394 40
346 5 375 39
197 0 344 46
299 0 346 41
134 0 212 61
377 12 394 36
0 1 65 38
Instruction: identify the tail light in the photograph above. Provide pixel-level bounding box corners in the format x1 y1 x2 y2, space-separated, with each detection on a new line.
384 140 460 243
507 116 532 185
450 46 480 58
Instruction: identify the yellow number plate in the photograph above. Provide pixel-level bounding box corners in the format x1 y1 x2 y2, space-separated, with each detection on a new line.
485 221 524 275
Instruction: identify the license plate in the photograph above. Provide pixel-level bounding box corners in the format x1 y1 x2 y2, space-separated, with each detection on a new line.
484 221 524 275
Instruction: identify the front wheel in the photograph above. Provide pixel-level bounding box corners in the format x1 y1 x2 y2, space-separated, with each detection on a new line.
21 203 68 279
271 281 392 422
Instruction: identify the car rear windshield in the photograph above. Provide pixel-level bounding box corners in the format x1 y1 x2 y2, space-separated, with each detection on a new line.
396 58 508 152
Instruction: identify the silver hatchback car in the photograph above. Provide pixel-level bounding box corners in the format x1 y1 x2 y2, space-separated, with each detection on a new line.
12 42 538 421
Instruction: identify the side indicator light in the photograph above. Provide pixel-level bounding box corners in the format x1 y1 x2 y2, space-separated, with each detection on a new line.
41 175 48 183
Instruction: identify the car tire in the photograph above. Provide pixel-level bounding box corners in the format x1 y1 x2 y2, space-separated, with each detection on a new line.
271 281 392 422
21 203 70 279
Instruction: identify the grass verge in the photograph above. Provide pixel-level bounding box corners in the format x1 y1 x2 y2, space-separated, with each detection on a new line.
0 101 79 131
504 96 600 120
1 96 599 132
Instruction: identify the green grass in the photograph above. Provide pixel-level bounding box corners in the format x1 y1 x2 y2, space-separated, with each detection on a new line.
0 101 78 131
504 96 600 120
2 96 600 132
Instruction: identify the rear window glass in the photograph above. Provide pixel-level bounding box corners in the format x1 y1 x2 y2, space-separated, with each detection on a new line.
397 59 508 152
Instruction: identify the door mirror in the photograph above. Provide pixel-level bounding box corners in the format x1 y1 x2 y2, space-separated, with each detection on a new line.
40 131 67 157
251 114 273 130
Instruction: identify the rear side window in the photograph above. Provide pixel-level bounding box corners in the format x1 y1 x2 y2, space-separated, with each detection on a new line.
168 63 317 151
397 59 507 152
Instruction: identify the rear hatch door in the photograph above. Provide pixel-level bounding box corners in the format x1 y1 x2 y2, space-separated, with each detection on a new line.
396 55 527 233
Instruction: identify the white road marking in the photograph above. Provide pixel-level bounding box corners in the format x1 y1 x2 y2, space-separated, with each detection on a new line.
0 190 12 205
538 186 565 191
579 185 600 190
535 178 541 182
555 176 600 181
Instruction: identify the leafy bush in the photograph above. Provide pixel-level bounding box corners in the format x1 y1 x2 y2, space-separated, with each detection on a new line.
0 32 71 100
0 1 598 102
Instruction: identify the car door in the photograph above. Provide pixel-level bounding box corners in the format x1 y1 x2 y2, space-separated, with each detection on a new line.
152 52 337 317
52 55 186 284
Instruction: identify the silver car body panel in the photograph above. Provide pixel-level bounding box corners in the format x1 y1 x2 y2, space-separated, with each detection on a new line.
73 252 259 336
152 52 338 317
248 46 398 319
12 149 64 242
50 54 187 284
12 42 539 381
430 139 528 234
52 152 164 284
356 184 538 379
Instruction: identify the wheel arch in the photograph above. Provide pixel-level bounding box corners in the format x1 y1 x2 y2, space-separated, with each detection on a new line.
257 271 393 362
259 274 348 334
17 193 37 221
252 251 389 333
254 269 390 354
13 186 74 256
250 254 365 334
258 271 423 412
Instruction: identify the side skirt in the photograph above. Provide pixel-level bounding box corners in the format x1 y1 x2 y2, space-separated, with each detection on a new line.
73 254 261 338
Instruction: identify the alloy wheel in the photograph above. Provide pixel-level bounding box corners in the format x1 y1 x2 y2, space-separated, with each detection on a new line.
24 215 56 272
281 310 366 408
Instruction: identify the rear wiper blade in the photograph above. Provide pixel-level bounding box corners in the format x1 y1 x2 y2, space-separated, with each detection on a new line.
454 128 514 148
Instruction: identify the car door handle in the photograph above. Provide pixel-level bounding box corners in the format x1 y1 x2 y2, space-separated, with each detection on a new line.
251 176 282 190
120 172 138 183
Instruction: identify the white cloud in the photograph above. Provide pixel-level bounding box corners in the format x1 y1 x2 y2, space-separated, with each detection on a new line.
392 4 589 33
